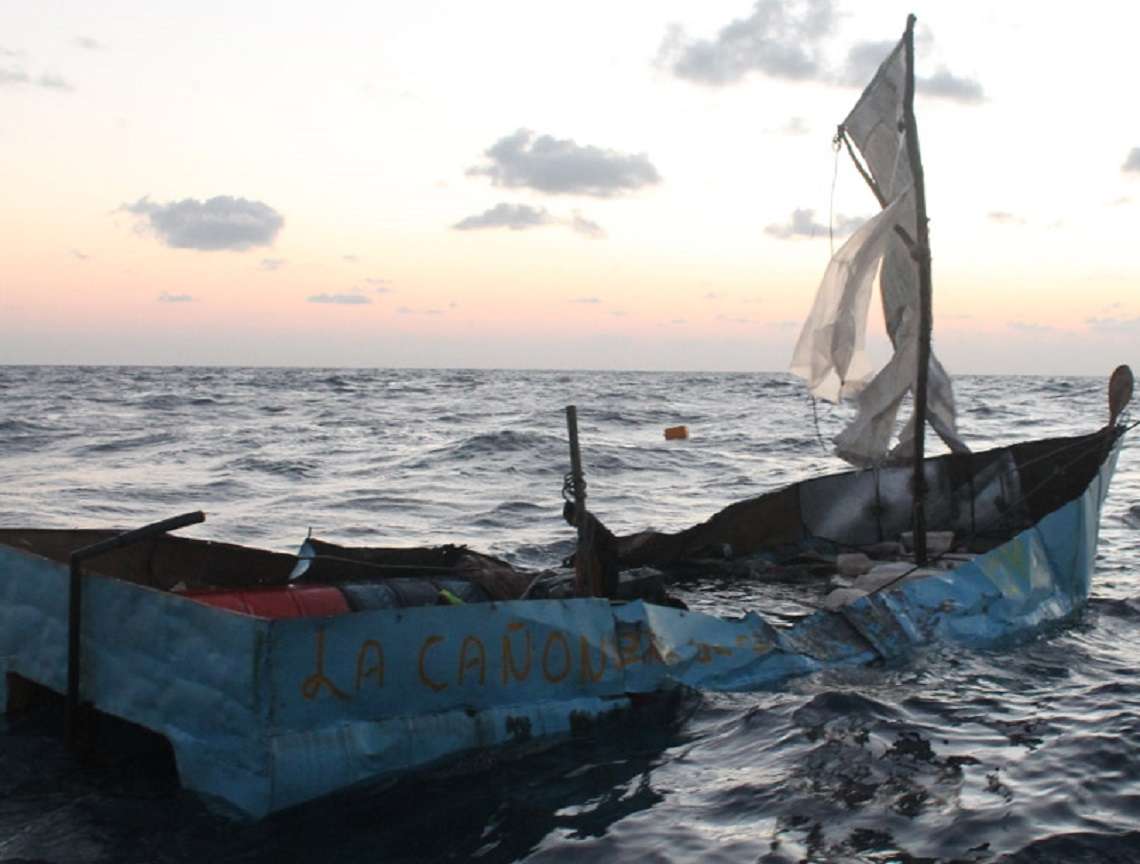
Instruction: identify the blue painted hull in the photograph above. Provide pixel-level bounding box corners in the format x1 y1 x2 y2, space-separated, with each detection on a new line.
0 437 1123 818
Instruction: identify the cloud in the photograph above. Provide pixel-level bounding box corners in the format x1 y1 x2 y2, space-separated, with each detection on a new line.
75 36 104 51
307 293 371 305
157 292 193 303
657 0 835 86
453 203 608 238
36 73 74 91
662 9 982 104
0 68 75 90
569 297 601 304
919 68 983 104
123 195 284 251
453 202 553 231
1 46 75 91
569 211 605 238
342 254 359 262
70 249 90 260
1007 321 1056 334
259 257 285 271
716 314 753 324
987 211 1025 225
468 129 660 197
0 68 67 89
397 306 443 315
837 40 897 85
764 208 865 239
365 277 392 293
779 116 809 135
1086 315 1140 332
837 40 983 103
1122 148 1140 173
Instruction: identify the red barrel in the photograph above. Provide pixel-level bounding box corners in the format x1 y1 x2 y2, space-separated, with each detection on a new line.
183 585 350 619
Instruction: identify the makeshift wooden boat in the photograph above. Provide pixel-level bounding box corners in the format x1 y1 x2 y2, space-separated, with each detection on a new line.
0 16 1132 820
571 14 1135 618
0 414 1127 818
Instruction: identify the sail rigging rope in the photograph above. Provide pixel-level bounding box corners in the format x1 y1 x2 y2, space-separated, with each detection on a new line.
829 129 843 256
562 470 585 504
808 132 847 454
810 395 829 454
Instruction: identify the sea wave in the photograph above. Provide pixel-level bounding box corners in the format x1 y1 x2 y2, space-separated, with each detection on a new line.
0 365 1136 863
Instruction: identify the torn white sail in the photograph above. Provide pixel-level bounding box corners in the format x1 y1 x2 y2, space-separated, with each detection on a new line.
790 35 968 467
789 190 912 403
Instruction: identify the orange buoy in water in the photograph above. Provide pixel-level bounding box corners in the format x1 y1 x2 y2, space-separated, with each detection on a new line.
664 425 689 441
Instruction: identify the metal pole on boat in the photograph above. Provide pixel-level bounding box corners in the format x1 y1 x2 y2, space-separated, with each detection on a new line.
564 406 599 597
902 13 931 566
65 510 206 752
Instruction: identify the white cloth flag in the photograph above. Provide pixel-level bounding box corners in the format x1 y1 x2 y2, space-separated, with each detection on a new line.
790 36 968 467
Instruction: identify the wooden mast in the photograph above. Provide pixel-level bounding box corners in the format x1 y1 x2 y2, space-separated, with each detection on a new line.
901 13 931 566
565 405 601 596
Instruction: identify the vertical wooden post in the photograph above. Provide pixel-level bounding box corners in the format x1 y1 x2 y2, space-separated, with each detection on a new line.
65 510 205 751
565 406 595 596
902 13 931 566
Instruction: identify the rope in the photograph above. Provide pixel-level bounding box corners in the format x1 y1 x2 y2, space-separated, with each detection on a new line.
810 395 830 454
837 127 887 209
562 470 585 504
835 125 916 249
829 130 842 255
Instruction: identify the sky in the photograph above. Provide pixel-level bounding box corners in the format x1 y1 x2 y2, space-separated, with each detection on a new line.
2 0 1139 375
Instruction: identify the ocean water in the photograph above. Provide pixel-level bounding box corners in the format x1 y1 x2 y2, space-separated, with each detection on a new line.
0 365 1137 863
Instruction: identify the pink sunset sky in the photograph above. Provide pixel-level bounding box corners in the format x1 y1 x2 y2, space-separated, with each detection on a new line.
3 0 1138 375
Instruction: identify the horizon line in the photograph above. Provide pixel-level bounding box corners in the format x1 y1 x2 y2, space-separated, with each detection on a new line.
0 362 1114 380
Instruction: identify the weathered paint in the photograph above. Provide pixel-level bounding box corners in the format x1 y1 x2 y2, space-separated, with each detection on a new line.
0 441 1123 817
858 443 1121 650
